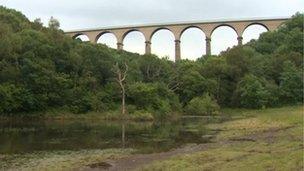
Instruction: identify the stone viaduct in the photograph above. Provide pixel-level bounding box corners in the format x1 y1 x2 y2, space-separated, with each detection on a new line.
65 17 289 61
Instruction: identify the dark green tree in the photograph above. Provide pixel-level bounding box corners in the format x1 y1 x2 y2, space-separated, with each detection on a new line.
279 61 303 104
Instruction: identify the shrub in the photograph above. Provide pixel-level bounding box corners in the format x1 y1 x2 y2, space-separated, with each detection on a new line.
127 82 158 109
130 110 154 121
68 88 92 114
0 83 37 114
264 81 280 107
235 74 270 109
152 99 172 119
127 82 181 116
126 105 137 114
185 94 220 115
279 61 303 104
90 90 118 112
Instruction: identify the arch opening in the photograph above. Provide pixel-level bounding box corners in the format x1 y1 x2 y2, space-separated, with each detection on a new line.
211 26 238 55
151 28 175 61
73 34 90 42
123 30 145 54
180 27 206 60
242 24 268 44
96 32 117 49
211 24 238 37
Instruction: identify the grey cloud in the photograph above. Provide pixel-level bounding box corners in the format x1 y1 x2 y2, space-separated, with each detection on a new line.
2 0 302 30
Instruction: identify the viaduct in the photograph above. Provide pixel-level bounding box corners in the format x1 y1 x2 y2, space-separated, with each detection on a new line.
65 17 289 61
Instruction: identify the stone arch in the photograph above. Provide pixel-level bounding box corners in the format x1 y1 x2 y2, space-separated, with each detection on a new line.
211 24 239 55
72 33 90 41
211 24 239 37
150 27 176 61
122 29 146 42
95 31 118 49
180 26 207 59
242 22 269 36
150 27 176 41
95 31 118 43
122 29 146 54
242 23 269 44
179 26 205 40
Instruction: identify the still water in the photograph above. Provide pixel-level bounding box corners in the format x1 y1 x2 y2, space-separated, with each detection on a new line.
0 117 225 154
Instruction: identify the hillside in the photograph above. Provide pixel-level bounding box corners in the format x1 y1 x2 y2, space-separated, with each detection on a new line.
0 6 303 118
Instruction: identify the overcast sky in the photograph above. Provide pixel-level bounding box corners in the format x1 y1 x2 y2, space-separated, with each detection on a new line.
1 0 303 60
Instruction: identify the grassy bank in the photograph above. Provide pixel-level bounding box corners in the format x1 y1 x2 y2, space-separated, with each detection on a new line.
141 106 303 171
0 109 157 121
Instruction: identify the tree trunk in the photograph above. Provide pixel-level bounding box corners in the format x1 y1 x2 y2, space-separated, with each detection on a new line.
121 86 126 115
113 62 128 117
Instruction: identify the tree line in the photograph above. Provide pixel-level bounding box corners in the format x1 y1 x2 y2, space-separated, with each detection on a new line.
0 6 303 118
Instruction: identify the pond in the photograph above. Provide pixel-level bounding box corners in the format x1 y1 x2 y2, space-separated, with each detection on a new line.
0 117 226 155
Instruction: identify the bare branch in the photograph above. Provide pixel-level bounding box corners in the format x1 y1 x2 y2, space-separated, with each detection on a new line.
112 61 129 116
122 62 128 81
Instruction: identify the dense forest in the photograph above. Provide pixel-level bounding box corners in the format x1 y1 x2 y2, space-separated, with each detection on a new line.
0 6 303 119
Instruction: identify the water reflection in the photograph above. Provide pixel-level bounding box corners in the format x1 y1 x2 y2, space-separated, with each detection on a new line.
122 123 125 148
0 117 224 154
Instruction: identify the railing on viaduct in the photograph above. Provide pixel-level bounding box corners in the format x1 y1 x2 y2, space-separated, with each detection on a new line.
65 17 289 61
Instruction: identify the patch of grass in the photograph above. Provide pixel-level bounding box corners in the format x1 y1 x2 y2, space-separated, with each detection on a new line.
129 110 154 121
211 106 303 140
209 117 289 141
141 106 304 171
0 149 134 171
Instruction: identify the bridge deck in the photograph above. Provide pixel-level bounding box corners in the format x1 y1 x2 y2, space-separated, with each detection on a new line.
65 17 289 33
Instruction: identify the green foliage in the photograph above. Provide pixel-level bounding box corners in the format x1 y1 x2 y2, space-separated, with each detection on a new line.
250 13 303 55
0 6 302 116
175 60 218 105
0 84 36 113
279 61 303 104
235 74 270 109
127 82 180 119
137 55 174 83
0 6 30 32
185 94 220 115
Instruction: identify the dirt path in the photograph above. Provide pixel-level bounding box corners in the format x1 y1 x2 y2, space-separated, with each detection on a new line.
78 126 294 171
78 143 213 171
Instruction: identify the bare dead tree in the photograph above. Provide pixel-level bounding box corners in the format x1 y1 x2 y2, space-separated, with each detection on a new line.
113 62 128 116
